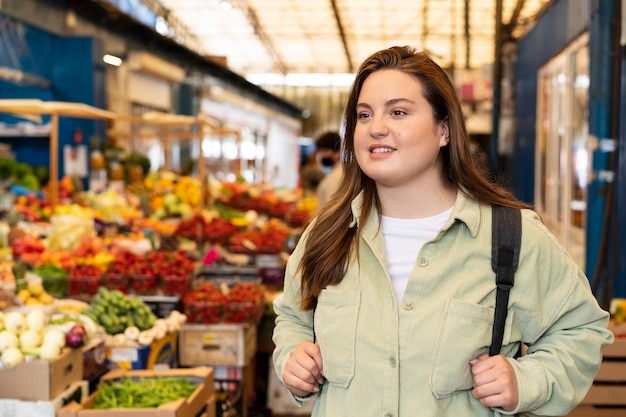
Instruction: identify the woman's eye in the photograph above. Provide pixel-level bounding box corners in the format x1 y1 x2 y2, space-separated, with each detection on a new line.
357 112 371 119
391 110 406 116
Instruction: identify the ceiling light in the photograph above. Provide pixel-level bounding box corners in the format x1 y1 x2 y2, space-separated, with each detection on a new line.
220 0 232 11
155 16 169 36
103 54 123 67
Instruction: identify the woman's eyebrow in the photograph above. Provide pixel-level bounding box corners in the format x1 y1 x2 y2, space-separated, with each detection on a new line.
357 98 415 109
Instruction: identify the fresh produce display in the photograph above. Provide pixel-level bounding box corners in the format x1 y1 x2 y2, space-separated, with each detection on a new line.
31 263 68 298
0 309 79 368
93 376 199 409
16 280 55 306
0 118 335 412
0 158 42 191
611 298 626 337
68 264 103 297
175 214 238 246
182 281 264 324
11 235 45 262
214 181 299 220
612 298 626 323
86 188 142 224
102 249 197 296
81 287 157 335
47 204 97 251
13 194 51 222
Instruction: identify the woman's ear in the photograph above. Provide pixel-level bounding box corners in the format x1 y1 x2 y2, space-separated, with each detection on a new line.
439 120 450 146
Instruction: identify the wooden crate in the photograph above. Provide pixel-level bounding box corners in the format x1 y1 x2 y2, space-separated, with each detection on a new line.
178 323 257 367
566 338 626 416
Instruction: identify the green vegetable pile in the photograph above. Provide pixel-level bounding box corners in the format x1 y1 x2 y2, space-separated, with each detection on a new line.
94 376 199 409
32 263 68 297
0 158 42 190
82 287 156 335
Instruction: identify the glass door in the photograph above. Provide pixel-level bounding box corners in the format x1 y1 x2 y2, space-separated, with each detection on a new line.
535 34 589 269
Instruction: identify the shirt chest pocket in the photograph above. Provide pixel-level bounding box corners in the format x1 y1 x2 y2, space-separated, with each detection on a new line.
430 298 516 398
314 289 360 388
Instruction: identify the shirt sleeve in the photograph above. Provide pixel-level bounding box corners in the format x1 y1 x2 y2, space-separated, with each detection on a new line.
271 232 317 406
501 213 614 415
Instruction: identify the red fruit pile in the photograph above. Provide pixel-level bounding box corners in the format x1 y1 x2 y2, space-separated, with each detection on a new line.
183 281 264 324
175 215 238 246
68 264 102 296
11 236 45 260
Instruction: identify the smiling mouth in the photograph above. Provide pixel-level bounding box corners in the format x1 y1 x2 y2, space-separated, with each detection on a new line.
371 147 395 153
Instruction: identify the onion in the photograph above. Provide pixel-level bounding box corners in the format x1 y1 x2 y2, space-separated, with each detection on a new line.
39 342 61 360
2 347 24 369
0 331 19 353
43 329 66 349
19 329 42 350
26 310 47 331
4 312 26 334
65 324 86 348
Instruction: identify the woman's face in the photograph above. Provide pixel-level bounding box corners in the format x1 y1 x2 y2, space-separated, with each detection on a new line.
354 69 449 190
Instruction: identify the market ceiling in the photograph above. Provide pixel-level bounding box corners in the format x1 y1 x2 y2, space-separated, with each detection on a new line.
154 0 553 81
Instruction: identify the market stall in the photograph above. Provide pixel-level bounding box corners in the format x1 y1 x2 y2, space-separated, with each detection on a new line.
0 99 117 209
0 98 322 416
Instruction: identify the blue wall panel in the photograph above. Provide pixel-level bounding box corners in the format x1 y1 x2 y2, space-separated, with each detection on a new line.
617 46 626 299
0 19 106 181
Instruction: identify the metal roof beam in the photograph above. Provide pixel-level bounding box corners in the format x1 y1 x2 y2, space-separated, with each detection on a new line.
329 0 353 73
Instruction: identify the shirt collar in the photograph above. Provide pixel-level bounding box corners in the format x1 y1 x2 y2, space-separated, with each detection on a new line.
348 188 482 238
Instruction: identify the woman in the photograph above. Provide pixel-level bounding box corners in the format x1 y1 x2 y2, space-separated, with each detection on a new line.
272 46 613 416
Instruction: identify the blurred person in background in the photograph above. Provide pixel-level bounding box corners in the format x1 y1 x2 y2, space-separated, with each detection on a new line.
314 131 343 205
299 152 325 195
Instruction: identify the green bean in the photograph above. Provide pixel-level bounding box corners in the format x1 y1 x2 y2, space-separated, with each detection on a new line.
93 376 199 409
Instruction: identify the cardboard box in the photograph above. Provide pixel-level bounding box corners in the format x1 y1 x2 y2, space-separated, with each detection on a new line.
106 331 177 370
0 347 83 401
0 380 88 417
82 338 107 382
57 366 214 417
51 380 90 412
178 323 256 367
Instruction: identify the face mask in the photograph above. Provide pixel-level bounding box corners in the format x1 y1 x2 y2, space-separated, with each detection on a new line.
320 157 335 167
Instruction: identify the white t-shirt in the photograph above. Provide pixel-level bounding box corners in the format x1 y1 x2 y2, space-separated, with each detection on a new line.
382 207 453 303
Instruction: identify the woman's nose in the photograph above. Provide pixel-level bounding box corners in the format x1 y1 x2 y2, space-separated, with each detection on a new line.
369 115 389 137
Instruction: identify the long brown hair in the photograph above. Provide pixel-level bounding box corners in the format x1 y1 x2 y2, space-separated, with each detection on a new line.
298 45 530 310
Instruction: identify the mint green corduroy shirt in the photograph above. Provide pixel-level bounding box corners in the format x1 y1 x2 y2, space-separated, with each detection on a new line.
272 191 614 417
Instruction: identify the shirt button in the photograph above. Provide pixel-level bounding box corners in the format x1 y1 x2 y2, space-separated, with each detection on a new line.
403 301 415 310
389 357 396 367
385 413 394 417
418 257 429 266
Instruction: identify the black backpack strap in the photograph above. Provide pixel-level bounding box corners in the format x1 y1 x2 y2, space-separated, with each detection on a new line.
489 205 522 356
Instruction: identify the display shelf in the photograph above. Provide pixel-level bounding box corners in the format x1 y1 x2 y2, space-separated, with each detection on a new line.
0 99 118 209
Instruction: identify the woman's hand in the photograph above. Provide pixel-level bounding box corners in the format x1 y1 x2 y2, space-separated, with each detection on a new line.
470 353 519 411
282 340 325 397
